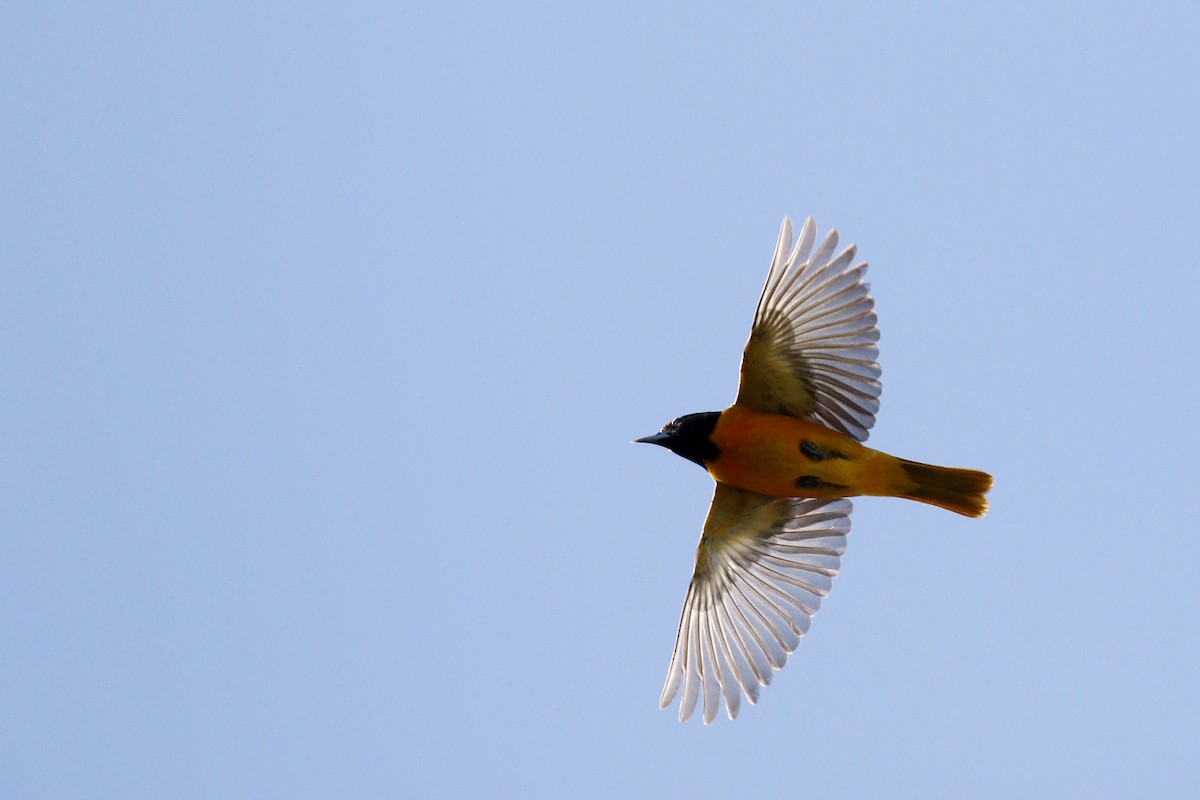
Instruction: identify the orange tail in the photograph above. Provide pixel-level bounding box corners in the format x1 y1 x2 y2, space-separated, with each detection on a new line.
898 460 993 517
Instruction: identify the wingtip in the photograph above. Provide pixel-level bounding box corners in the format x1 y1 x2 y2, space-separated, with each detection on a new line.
776 216 793 246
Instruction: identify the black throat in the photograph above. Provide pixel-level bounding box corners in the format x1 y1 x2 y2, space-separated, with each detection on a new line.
662 411 721 468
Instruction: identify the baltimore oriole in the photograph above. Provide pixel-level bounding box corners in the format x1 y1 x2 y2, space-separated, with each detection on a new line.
637 216 992 724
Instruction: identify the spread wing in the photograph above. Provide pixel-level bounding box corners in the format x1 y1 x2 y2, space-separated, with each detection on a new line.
660 483 851 723
736 216 881 441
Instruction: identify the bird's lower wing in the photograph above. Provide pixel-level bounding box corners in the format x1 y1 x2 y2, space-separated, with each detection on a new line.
660 483 851 723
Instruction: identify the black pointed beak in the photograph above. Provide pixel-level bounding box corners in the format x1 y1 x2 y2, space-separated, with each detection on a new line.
635 432 672 446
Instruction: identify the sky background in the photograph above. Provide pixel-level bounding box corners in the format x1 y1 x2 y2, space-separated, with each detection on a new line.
3 2 1199 797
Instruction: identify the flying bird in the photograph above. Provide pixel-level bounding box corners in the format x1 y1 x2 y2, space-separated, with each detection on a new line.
637 216 992 724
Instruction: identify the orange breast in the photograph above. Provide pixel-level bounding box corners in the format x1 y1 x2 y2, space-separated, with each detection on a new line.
706 405 885 498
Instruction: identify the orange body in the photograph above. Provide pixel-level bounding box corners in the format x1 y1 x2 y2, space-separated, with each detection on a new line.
707 405 991 516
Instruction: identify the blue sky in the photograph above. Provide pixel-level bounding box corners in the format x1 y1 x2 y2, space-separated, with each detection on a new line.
4 2 1198 797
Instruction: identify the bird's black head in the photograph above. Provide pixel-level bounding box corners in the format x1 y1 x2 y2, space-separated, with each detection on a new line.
636 411 721 468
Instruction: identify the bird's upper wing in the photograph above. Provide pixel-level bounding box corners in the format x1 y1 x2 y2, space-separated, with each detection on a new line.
660 483 851 723
736 216 881 441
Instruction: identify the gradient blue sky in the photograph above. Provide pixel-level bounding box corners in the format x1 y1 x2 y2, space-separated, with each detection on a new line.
4 2 1198 797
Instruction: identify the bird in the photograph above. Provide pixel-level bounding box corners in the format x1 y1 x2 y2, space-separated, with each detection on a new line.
636 215 992 724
